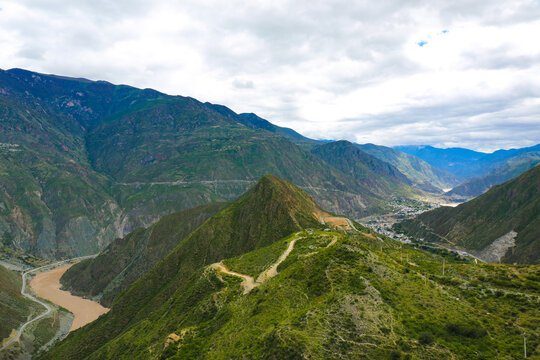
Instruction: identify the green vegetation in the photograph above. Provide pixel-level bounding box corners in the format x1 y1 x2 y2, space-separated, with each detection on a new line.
0 68 423 259
356 143 461 191
0 265 41 343
60 202 227 306
39 230 540 359
311 140 419 199
0 246 49 269
39 176 540 359
395 165 540 264
38 175 325 359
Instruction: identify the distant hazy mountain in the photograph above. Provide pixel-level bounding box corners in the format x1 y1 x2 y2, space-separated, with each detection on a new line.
395 144 540 179
446 153 540 198
395 165 540 264
355 143 461 191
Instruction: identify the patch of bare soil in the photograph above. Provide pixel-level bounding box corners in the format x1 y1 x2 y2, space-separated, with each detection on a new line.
312 210 331 223
324 217 353 230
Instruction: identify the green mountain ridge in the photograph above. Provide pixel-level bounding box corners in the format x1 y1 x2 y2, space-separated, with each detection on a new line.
0 77 124 258
355 143 461 191
39 176 540 359
39 175 325 359
395 165 540 264
0 68 396 259
311 140 418 198
60 202 228 306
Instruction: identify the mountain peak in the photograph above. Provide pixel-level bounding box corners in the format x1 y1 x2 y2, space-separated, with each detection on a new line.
240 174 322 234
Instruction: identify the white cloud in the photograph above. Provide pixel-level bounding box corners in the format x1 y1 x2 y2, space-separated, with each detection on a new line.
0 0 539 151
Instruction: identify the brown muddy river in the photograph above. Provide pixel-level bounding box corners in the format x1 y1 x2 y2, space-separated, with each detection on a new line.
30 264 109 331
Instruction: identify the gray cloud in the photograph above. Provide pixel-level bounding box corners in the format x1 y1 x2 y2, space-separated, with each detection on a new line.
233 79 254 89
0 0 539 151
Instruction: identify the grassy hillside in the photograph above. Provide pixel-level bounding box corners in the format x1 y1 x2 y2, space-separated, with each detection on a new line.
40 227 540 359
395 165 540 264
38 175 325 359
356 143 461 191
60 202 227 306
0 265 41 345
447 153 540 198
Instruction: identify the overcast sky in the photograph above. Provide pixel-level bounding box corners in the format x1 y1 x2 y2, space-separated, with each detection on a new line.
1 0 539 151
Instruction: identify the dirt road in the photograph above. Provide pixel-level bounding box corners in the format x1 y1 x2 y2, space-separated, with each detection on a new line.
256 237 298 283
211 263 257 294
30 265 109 331
212 234 301 294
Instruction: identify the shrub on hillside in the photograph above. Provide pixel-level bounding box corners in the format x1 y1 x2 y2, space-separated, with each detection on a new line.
446 323 487 338
418 332 434 345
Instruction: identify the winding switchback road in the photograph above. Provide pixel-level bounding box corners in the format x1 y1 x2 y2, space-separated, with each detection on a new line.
212 232 340 294
212 233 301 294
0 255 97 351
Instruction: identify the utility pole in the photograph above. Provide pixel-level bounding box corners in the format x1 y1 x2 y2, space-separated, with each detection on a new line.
443 259 445 276
524 332 527 358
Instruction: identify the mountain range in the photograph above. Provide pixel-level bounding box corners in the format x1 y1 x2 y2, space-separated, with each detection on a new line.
395 165 540 264
1 67 537 262
1 68 461 260
446 152 540 198
395 144 540 180
37 175 540 359
1 68 539 359
357 143 461 192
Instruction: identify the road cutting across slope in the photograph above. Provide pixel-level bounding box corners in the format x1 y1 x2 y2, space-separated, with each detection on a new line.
212 233 301 294
211 263 257 294
256 236 298 283
212 232 341 294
